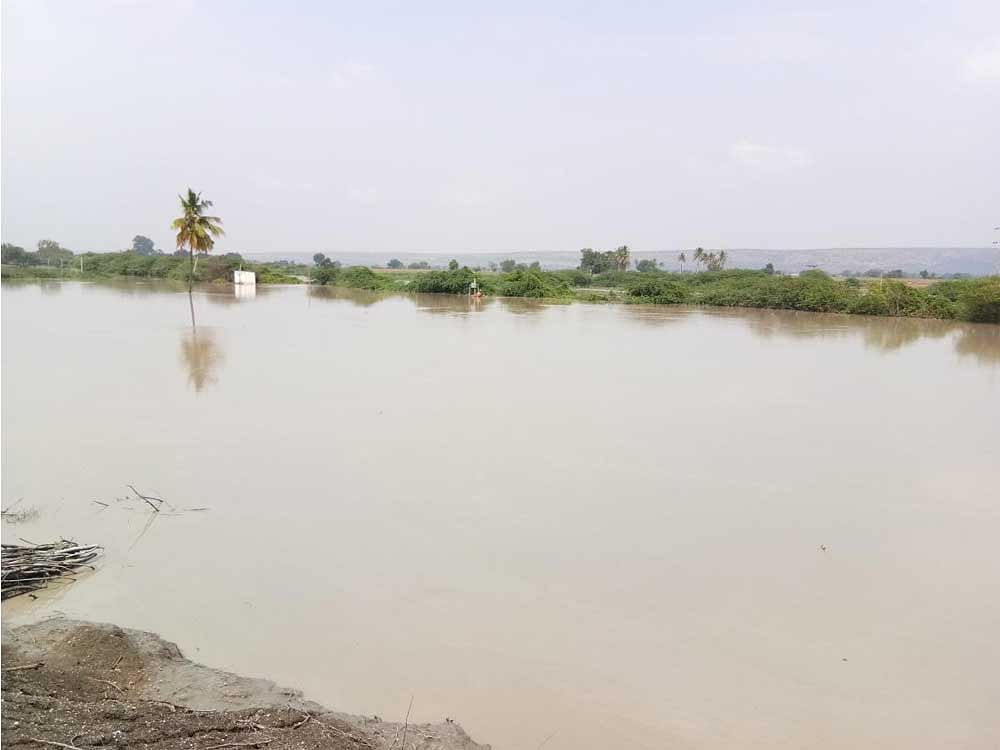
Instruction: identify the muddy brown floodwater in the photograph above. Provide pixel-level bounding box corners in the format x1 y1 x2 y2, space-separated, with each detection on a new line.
3 280 999 749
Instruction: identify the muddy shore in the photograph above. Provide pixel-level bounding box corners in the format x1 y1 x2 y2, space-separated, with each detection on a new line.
1 618 489 750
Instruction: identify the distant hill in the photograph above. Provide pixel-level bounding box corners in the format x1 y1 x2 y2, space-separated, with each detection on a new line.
246 247 999 276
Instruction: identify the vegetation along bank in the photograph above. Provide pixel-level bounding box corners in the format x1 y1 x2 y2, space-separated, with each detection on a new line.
306 250 1000 323
4 242 998 323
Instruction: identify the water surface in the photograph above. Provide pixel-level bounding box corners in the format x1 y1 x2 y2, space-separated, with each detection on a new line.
3 281 999 748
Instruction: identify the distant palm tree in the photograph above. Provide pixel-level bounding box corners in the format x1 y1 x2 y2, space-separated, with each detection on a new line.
677 251 686 272
693 247 705 270
172 189 224 292
717 250 728 270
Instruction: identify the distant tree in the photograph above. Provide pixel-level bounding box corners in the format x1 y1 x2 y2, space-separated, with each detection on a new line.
677 252 686 272
499 258 517 273
387 258 404 269
691 247 726 272
312 253 340 269
636 259 660 273
919 269 930 279
578 248 612 274
529 261 541 270
2 243 29 266
407 260 430 270
35 239 74 266
613 245 631 271
131 235 156 256
704 250 727 271
763 262 775 275
172 189 224 292
489 262 498 272
448 259 459 271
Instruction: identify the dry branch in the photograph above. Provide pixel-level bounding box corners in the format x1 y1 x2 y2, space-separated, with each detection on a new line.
85 676 125 694
2 540 102 600
127 484 162 513
396 696 414 750
3 662 44 672
203 740 272 750
312 718 376 748
29 739 87 750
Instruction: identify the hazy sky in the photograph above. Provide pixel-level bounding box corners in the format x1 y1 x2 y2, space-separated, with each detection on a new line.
2 0 999 254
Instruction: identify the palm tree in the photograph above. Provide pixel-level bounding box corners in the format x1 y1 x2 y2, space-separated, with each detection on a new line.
717 250 728 270
677 252 686 272
172 189 224 292
693 247 705 270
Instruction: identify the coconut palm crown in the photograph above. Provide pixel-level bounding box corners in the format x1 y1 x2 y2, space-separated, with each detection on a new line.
172 188 224 290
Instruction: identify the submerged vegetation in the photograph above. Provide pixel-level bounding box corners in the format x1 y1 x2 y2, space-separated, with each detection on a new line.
312 263 573 299
560 263 997 322
308 260 997 321
618 269 1000 321
2 247 302 284
4 243 998 322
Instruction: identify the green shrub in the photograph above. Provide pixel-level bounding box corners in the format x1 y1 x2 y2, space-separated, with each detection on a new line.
496 269 571 298
549 269 592 287
338 266 390 290
2 265 69 279
626 276 688 304
848 290 891 316
311 266 341 285
408 267 477 294
954 277 1000 322
255 266 301 284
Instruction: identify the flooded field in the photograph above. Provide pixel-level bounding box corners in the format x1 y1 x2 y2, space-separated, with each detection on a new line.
3 280 999 749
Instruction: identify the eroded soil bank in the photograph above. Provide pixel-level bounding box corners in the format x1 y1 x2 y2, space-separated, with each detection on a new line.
1 619 488 750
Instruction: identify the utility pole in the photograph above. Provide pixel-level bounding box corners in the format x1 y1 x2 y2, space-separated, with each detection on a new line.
993 226 999 275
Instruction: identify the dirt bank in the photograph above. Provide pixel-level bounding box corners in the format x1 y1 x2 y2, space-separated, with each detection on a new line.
1 618 489 750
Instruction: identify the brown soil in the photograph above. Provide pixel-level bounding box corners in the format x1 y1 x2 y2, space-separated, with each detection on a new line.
1 619 488 750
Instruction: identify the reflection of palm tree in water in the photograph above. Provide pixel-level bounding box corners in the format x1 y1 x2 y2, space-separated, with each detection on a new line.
180 292 224 392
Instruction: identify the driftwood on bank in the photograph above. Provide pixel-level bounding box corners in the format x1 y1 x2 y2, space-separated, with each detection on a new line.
1 540 103 600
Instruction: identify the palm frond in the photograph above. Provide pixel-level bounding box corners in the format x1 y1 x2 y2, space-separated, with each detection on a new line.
173 188 223 260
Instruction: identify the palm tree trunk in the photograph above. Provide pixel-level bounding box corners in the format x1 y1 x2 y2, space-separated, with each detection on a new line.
188 246 194 292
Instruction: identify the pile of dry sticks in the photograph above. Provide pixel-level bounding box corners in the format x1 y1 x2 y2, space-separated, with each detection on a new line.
1 540 103 600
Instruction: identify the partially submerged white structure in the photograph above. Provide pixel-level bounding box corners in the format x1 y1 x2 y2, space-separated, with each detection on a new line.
234 270 256 286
